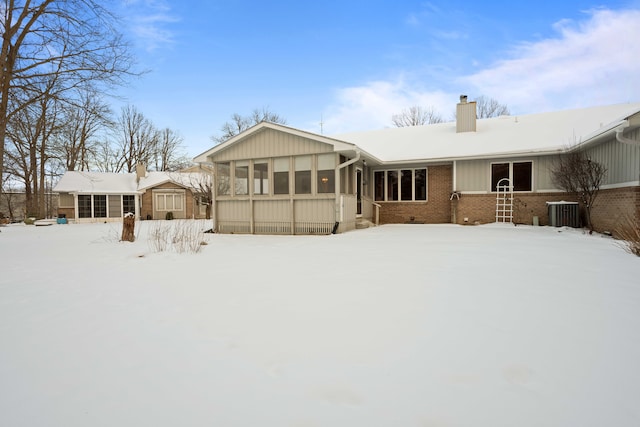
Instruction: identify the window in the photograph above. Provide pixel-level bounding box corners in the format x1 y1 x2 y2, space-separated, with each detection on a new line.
254 161 269 195
317 153 335 193
156 193 183 211
274 157 289 194
295 156 311 194
513 162 532 191
374 168 428 202
108 195 121 217
374 171 384 201
93 195 107 218
414 169 427 200
78 195 92 218
491 161 532 192
123 195 136 216
235 161 249 195
217 162 230 195
387 171 398 201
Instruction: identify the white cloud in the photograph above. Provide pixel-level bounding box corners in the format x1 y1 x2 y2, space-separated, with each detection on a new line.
120 0 179 51
322 78 454 134
323 8 640 133
462 8 640 113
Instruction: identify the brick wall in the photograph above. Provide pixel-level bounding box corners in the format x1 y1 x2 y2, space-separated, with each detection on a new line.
454 192 580 226
377 165 452 224
591 186 640 235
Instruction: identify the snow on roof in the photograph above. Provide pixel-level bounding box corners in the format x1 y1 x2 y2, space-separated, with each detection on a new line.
54 171 211 194
331 103 640 162
138 171 210 191
53 171 138 194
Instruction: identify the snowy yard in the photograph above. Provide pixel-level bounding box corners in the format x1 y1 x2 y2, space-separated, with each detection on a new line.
1 221 639 427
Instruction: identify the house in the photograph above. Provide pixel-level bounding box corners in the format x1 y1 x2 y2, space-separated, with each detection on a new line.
194 98 640 235
54 164 211 223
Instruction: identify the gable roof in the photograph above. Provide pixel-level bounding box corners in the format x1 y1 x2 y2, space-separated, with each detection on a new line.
193 121 359 163
332 103 640 162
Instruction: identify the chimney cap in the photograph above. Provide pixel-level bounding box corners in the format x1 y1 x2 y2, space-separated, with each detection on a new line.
459 95 468 103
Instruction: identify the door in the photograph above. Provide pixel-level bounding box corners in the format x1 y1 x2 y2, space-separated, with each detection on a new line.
356 167 363 216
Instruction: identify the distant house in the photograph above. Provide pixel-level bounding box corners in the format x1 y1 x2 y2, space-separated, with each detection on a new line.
194 98 640 235
53 164 211 223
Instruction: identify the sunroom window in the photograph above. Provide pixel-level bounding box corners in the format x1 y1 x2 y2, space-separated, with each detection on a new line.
254 161 269 195
317 153 335 193
274 157 289 194
235 161 249 195
217 162 230 195
295 156 312 194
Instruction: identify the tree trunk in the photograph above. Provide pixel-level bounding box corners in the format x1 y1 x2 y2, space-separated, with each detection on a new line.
121 213 135 242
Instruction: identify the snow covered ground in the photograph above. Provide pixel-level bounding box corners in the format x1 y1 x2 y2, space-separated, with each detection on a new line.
1 221 639 427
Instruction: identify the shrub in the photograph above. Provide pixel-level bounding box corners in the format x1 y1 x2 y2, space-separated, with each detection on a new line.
165 211 174 220
615 214 640 257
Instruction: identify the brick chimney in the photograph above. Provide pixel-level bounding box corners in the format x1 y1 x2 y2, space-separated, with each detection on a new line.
456 95 477 133
136 163 147 182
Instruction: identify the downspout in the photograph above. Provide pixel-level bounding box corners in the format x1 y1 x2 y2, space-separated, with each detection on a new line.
334 150 361 233
616 121 640 146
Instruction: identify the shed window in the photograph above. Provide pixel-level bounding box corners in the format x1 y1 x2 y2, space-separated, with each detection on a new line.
156 193 183 211
295 156 312 194
274 157 289 194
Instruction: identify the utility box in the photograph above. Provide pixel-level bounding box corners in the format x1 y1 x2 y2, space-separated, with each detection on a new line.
547 201 580 228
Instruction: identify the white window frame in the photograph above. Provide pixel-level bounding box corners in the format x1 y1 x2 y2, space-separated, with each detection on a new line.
155 193 184 212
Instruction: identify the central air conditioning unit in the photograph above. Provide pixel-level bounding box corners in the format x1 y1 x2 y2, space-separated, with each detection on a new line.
547 201 580 228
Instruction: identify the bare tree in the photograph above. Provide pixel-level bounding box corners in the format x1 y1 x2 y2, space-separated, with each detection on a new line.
114 105 159 173
52 89 114 172
550 148 607 232
0 0 137 196
154 128 191 171
392 105 444 127
211 107 287 144
5 75 63 218
475 96 510 118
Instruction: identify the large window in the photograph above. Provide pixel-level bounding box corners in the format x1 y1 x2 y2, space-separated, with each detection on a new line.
254 161 269 195
274 157 289 194
374 168 428 202
317 153 335 193
295 155 311 194
491 161 532 192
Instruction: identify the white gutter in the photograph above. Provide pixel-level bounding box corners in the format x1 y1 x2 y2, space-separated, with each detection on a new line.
615 120 640 146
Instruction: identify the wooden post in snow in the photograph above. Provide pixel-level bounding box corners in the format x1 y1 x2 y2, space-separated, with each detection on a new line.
121 212 135 242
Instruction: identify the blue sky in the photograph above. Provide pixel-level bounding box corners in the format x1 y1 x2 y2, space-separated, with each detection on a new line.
115 0 640 157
